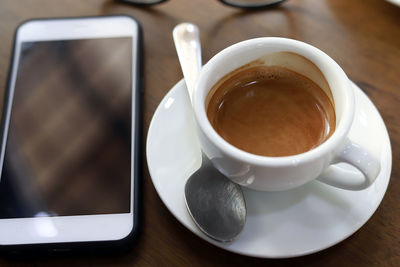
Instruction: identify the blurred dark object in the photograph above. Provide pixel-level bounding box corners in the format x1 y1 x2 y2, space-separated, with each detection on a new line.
117 0 287 9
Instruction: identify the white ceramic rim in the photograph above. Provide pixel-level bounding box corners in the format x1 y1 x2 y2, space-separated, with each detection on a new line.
194 37 354 167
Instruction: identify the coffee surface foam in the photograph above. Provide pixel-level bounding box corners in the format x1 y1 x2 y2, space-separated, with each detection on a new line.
206 65 336 157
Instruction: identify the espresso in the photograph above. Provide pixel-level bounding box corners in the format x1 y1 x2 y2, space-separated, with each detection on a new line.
206 64 335 157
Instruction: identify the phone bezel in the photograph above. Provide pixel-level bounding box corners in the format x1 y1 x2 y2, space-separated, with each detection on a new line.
0 16 141 249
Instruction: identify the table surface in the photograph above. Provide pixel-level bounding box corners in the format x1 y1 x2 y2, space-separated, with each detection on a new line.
0 0 399 265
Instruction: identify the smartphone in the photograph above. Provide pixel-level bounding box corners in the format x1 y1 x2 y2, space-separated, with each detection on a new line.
0 16 142 255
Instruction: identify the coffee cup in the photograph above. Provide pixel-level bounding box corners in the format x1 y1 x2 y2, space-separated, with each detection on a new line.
193 37 380 191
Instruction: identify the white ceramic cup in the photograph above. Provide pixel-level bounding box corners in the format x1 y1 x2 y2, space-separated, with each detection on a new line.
193 37 381 192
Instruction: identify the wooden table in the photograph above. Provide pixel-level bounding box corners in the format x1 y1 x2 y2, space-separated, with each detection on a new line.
0 0 399 265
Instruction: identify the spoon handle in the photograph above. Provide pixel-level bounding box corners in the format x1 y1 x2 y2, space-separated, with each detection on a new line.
173 23 202 104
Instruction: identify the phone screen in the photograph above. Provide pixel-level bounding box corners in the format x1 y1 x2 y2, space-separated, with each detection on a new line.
0 37 132 219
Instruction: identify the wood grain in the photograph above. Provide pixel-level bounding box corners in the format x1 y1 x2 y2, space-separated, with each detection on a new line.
0 0 399 265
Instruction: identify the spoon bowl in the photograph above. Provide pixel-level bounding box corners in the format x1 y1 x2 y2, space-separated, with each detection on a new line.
185 153 246 242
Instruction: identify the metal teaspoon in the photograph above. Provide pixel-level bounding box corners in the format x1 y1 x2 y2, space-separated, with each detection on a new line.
173 23 246 242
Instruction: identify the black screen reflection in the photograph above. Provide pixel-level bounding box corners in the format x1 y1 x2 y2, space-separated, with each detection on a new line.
0 38 132 218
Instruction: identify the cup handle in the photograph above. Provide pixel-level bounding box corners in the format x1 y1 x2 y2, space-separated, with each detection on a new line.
317 138 381 190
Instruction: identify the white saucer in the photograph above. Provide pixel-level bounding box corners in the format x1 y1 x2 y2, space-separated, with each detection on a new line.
386 0 400 7
146 80 392 258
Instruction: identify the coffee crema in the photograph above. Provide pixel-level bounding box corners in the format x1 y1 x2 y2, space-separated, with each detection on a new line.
206 64 336 157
